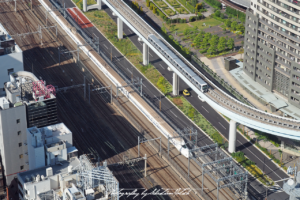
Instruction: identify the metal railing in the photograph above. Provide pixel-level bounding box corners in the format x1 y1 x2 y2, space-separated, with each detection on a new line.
191 55 255 107
103 0 300 131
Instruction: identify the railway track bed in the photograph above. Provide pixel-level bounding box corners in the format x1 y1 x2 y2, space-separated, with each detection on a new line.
0 1 238 199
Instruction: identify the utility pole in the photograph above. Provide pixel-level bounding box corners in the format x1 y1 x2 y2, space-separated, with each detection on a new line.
144 154 147 177
111 45 112 61
159 95 161 111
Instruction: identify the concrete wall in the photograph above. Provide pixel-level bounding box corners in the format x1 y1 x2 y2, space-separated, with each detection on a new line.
0 52 23 89
0 105 28 184
24 178 51 199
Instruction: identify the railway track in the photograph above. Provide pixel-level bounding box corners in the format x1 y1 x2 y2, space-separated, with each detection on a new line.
0 1 202 199
0 1 238 199
218 0 246 13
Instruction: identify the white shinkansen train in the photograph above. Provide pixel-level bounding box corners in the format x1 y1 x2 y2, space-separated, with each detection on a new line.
148 34 209 158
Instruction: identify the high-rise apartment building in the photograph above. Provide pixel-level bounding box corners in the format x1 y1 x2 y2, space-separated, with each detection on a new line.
243 0 300 108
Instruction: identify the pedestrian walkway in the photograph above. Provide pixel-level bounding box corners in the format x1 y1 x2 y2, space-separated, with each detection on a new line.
200 56 274 113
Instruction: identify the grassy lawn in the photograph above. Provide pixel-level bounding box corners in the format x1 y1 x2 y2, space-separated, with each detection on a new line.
85 10 172 93
168 96 223 142
174 7 189 14
155 0 168 8
232 152 274 186
74 0 95 8
75 5 276 184
166 0 180 7
166 18 223 33
164 8 176 16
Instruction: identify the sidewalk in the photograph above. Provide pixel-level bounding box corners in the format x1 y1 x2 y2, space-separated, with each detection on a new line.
200 56 274 113
240 125 299 170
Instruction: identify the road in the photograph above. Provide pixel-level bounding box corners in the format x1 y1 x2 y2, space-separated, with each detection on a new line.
60 0 289 199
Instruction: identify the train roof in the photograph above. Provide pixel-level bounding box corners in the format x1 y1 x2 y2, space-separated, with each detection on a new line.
149 34 207 86
193 75 207 85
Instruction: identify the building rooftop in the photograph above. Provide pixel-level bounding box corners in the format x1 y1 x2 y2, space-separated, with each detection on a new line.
230 66 300 120
0 23 22 55
18 158 80 184
43 123 72 138
0 71 56 110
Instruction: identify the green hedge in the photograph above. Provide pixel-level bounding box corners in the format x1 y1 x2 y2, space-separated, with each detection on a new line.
161 27 190 58
204 0 221 9
211 14 226 22
177 0 195 13
226 7 246 23
149 2 168 18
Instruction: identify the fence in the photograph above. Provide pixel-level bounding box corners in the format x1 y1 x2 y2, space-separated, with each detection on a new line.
191 55 255 107
42 0 245 198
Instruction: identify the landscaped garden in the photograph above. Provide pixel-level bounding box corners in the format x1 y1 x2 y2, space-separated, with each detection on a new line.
70 0 284 185
174 7 189 14
165 0 180 7
164 8 176 16
232 152 274 186
154 0 168 8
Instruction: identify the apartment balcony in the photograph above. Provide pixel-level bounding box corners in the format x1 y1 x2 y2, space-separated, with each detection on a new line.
257 33 300 59
266 0 300 14
258 25 300 50
257 55 273 68
259 17 300 41
291 83 300 91
284 0 300 7
276 54 289 64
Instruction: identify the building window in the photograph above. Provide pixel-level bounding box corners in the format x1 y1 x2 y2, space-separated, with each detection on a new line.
20 166 24 170
16 119 20 124
18 131 21 135
19 154 23 159
19 143 22 147
7 68 14 75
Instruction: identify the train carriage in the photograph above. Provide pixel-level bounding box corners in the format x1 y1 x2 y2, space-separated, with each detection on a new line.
148 34 208 93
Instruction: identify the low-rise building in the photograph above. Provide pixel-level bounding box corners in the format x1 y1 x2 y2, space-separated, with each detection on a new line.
0 71 57 185
0 23 23 95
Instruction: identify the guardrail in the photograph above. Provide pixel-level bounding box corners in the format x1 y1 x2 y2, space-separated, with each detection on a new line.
103 0 300 133
38 0 176 151
191 55 255 107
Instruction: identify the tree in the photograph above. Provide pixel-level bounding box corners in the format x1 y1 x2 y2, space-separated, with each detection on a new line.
217 37 227 52
193 34 202 47
201 38 209 49
208 45 217 55
153 6 156 14
183 28 191 36
192 26 198 33
231 21 238 31
220 13 224 19
237 23 245 33
225 19 232 28
227 38 235 50
209 35 219 46
215 10 221 17
204 32 212 40
195 2 203 11
146 0 150 7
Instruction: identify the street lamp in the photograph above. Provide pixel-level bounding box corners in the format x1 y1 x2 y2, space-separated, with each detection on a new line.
265 182 269 200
